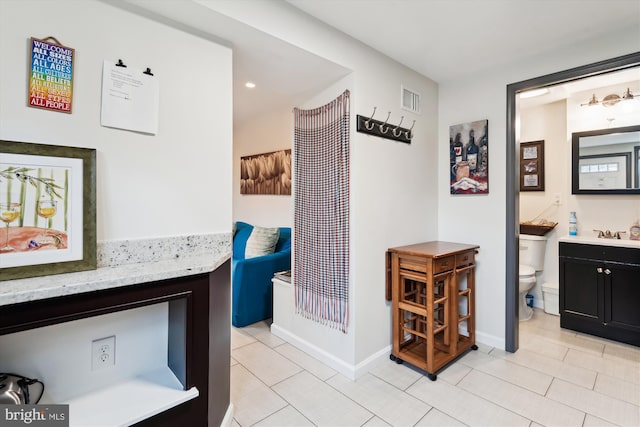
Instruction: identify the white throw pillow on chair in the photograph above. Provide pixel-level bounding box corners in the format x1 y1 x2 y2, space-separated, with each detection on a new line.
245 226 280 258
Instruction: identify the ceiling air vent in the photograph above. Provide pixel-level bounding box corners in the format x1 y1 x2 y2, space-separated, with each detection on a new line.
401 86 420 114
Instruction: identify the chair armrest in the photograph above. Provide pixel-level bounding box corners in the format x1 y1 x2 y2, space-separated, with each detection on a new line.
231 250 291 327
233 250 291 285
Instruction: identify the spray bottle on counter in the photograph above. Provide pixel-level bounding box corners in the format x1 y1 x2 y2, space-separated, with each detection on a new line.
569 211 577 236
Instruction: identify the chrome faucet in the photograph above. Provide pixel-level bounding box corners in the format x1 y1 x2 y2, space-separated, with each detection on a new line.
593 229 626 239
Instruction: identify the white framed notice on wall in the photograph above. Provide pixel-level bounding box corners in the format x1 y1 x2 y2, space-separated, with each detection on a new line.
100 60 159 134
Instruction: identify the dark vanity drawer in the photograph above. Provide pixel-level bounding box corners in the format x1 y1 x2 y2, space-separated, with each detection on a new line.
559 242 640 265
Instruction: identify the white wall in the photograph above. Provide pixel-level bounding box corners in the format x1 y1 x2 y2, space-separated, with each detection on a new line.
438 26 640 348
566 83 640 235
205 1 439 371
351 63 439 364
233 107 293 227
0 0 233 404
0 303 168 403
0 0 233 242
274 75 355 369
520 79 640 310
520 100 567 307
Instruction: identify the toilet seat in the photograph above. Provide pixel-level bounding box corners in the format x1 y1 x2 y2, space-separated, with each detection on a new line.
518 264 536 321
519 264 536 289
519 264 535 279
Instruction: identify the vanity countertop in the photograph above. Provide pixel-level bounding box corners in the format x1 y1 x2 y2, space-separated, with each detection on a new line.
0 251 231 307
559 235 640 249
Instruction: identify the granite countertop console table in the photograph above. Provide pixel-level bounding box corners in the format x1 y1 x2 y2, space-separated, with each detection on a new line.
0 233 232 427
1 233 231 306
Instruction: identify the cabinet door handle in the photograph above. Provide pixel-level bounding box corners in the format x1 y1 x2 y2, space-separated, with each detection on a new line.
597 267 603 273
604 269 611 275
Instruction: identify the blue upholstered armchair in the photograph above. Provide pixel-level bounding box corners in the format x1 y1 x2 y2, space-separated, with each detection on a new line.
232 222 292 327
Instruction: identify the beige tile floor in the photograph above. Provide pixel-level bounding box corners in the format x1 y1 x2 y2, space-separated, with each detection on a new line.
230 309 640 427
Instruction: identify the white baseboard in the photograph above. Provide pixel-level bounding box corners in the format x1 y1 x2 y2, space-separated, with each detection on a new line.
272 322 510 374
353 344 392 378
271 323 391 380
475 330 505 350
220 403 234 427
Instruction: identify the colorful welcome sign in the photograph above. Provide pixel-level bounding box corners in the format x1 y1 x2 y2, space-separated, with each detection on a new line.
28 37 74 113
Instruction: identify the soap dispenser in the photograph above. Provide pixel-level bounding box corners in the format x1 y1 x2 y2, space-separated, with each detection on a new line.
630 220 640 241
569 211 577 236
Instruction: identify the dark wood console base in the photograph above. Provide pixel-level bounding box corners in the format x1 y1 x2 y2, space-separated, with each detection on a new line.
0 260 230 426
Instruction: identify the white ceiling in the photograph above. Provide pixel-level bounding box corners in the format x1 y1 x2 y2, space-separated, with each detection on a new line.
286 0 640 83
517 66 640 110
105 0 351 125
109 0 640 122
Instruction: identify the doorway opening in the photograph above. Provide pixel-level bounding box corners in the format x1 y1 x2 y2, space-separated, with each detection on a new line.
505 52 640 352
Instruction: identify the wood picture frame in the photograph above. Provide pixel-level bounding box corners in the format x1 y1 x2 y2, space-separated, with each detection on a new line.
240 149 291 195
0 140 96 281
520 140 544 192
28 37 75 113
449 119 489 195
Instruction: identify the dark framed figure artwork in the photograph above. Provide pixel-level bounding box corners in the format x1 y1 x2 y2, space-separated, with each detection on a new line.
520 140 545 192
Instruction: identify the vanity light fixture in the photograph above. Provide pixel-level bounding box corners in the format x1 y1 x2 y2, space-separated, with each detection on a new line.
581 94 599 106
581 88 636 107
245 82 256 89
519 88 549 99
601 93 621 107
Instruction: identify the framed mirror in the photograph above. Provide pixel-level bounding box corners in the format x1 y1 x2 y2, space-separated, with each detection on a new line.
572 124 640 194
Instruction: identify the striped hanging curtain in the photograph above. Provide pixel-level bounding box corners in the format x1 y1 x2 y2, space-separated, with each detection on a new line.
293 90 350 333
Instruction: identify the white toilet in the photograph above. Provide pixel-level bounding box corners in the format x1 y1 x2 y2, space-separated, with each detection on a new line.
519 234 547 321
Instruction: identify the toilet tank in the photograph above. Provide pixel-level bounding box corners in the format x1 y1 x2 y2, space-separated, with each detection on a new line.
520 234 547 271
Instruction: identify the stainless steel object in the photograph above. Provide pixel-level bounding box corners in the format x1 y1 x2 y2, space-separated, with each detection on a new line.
0 373 43 404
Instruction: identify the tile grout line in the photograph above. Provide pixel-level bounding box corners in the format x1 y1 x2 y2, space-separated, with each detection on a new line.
271 343 339 383
367 367 421 392
490 345 602 391
458 355 554 396
544 376 640 424
231 313 639 427
321 372 394 426
468 367 543 419
234 327 377 427
230 361 294 424
459 367 587 426
412 406 470 427
232 361 317 427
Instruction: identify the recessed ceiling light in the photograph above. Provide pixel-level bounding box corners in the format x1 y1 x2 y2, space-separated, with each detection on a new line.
245 82 256 89
519 88 549 99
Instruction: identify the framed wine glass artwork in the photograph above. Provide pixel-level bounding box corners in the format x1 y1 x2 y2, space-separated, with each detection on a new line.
0 141 96 281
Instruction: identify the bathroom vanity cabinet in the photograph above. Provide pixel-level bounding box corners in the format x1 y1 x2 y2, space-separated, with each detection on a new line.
559 242 640 346
386 241 479 380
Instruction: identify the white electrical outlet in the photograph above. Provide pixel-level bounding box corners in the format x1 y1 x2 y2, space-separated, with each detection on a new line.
553 193 562 205
91 336 115 370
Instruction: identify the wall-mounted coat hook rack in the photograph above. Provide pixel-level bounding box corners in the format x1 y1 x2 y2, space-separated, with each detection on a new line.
357 108 413 144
